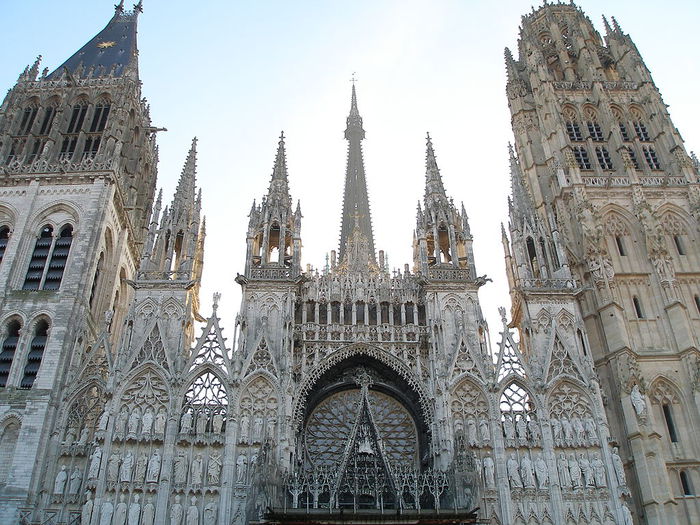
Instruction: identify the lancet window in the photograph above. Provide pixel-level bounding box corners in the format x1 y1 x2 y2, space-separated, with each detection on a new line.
572 146 592 170
0 419 20 484
643 146 661 170
24 224 75 291
0 226 10 265
181 372 228 436
0 319 21 387
650 379 682 444
20 319 48 388
17 105 38 136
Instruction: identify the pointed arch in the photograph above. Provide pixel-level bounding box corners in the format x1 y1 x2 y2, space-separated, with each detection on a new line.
113 366 170 440
236 373 279 444
547 379 593 419
180 367 230 435
61 382 106 444
0 414 21 484
292 342 432 429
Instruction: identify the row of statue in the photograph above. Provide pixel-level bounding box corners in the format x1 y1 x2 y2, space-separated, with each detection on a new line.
173 451 222 486
237 413 273 444
482 446 627 491
550 415 599 448
53 465 83 496
180 409 226 436
82 492 218 525
455 417 491 447
104 405 168 441
502 413 541 447
88 446 162 483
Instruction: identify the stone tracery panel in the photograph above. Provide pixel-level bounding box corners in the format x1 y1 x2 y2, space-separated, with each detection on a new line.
450 379 491 448
237 375 278 445
181 370 229 438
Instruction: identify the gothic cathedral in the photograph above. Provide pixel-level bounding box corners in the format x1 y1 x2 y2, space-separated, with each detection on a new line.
0 3 697 525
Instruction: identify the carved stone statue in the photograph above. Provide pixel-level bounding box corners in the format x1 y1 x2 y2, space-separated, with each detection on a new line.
203 501 218 525
174 452 188 484
568 454 582 488
592 453 607 487
507 454 522 488
611 447 627 486
212 413 224 434
630 384 647 417
239 414 250 443
146 450 161 483
135 452 148 483
208 453 222 485
479 419 490 443
89 446 103 480
115 407 128 435
579 453 594 487
196 413 207 435
584 417 597 444
520 455 535 488
186 496 199 525
100 500 114 525
572 417 585 446
78 427 90 445
64 425 78 445
557 453 571 488
527 417 541 442
236 453 248 483
54 465 68 495
142 497 156 525
551 418 562 445
114 494 128 525
107 452 121 483
503 415 515 442
191 454 203 485
141 407 154 435
170 495 184 525
466 418 477 446
534 454 548 488
68 466 82 495
128 494 141 525
253 415 264 442
561 417 573 445
155 409 167 435
120 451 134 483
483 455 495 488
82 491 94 525
181 411 193 433
128 408 141 436
98 409 110 432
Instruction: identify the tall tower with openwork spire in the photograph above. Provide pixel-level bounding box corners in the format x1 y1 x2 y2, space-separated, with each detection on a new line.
503 3 700 524
338 83 376 265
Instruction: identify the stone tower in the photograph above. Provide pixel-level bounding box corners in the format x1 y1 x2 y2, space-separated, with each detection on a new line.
0 2 160 521
503 3 700 524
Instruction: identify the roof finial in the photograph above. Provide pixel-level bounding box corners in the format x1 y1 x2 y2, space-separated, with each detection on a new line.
115 0 125 13
133 1 144 14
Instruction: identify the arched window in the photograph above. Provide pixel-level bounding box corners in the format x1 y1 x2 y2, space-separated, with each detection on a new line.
20 319 48 388
624 146 640 170
577 329 587 356
615 235 627 256
182 371 229 435
566 120 583 141
17 105 38 136
43 225 73 290
573 146 592 170
0 320 21 387
66 102 88 134
680 470 694 496
0 226 10 265
23 225 53 290
0 419 20 484
632 296 644 319
694 295 700 314
662 403 678 443
673 235 686 256
587 120 604 141
526 236 539 277
89 100 110 132
356 301 365 324
633 120 650 141
38 105 56 135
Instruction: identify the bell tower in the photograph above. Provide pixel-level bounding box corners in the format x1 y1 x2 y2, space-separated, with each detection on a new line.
504 3 700 523
0 3 159 520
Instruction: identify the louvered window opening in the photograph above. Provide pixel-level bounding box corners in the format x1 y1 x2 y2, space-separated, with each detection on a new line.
587 121 604 141
634 121 650 141
619 122 630 141
566 121 583 141
0 321 21 387
0 226 9 265
20 321 48 389
595 146 613 170
626 147 640 170
643 147 661 170
23 225 73 291
573 146 592 170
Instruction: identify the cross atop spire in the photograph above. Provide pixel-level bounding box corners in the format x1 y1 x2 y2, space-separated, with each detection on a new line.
339 83 375 264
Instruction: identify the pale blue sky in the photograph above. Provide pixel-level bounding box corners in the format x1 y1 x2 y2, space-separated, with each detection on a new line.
2 1 698 344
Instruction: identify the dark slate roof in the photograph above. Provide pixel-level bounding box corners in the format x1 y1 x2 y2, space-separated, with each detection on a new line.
47 10 139 80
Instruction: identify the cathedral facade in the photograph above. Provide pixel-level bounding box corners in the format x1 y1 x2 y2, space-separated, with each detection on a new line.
0 3 697 525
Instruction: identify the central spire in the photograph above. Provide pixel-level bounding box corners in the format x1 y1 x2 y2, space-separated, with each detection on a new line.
339 83 376 264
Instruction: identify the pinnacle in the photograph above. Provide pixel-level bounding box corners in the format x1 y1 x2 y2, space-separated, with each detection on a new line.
424 132 447 201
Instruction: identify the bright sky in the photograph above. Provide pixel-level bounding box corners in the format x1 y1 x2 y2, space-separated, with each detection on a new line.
2 1 699 348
